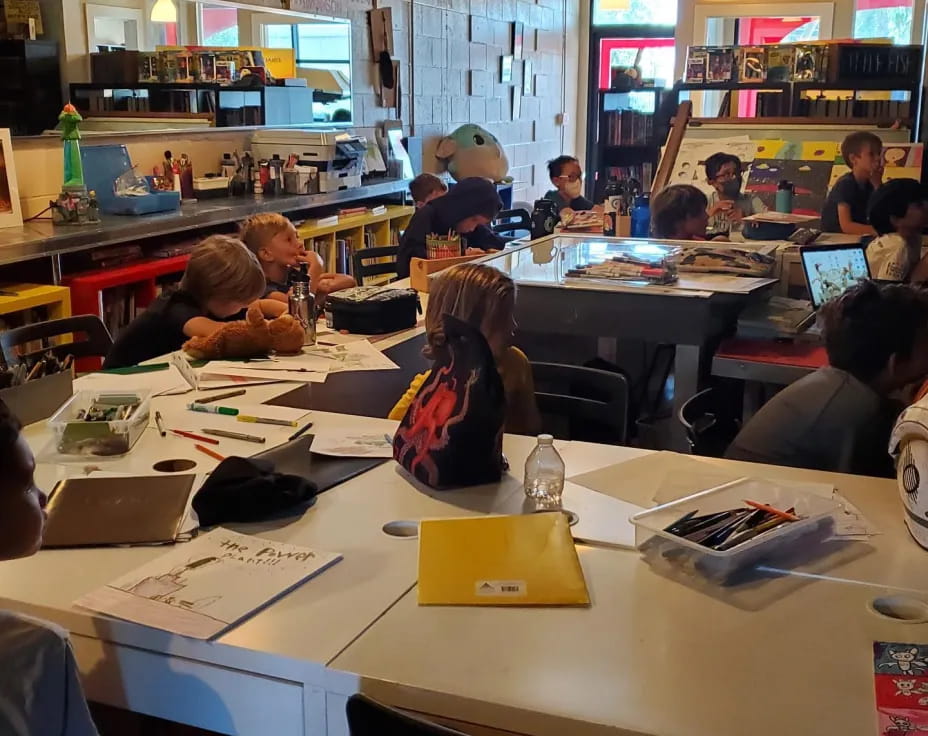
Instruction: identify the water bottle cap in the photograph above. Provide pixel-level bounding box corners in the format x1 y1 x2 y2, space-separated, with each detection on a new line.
537 434 554 444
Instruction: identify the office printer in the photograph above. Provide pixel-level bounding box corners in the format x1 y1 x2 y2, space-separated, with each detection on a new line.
250 129 366 192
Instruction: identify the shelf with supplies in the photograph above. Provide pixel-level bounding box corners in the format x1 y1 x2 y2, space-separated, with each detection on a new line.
296 205 414 279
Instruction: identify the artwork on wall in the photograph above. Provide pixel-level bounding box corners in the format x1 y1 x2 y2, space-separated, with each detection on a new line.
0 129 22 230
512 87 522 120
746 159 834 217
500 55 513 84
523 60 533 95
513 22 524 59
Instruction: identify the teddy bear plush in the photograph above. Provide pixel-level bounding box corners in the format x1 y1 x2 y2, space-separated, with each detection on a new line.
183 303 306 360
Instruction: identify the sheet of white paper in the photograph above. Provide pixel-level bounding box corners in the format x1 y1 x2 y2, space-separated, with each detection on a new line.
77 367 188 397
675 274 778 294
74 529 342 639
314 327 368 346
563 481 643 549
311 432 395 458
201 364 329 384
304 341 399 374
830 493 880 539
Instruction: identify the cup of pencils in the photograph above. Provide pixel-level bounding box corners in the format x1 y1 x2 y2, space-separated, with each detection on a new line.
426 231 462 260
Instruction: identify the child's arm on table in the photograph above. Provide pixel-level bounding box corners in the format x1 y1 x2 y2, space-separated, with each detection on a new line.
837 203 877 236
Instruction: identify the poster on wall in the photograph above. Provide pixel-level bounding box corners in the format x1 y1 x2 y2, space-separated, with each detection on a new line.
0 129 22 230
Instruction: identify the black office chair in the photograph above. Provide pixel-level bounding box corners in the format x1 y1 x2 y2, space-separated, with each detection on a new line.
491 208 532 241
346 694 466 735
678 387 742 457
531 362 629 445
353 245 399 285
1 315 113 367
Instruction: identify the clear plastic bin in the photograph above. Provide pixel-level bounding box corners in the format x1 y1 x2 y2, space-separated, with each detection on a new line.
629 478 842 583
48 390 151 457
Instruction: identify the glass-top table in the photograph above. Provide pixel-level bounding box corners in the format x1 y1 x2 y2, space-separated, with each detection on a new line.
480 235 777 295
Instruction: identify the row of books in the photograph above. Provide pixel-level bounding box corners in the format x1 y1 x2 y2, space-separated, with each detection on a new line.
796 97 912 121
307 227 404 278
601 110 654 146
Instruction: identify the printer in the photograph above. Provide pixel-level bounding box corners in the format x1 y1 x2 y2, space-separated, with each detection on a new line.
250 129 367 193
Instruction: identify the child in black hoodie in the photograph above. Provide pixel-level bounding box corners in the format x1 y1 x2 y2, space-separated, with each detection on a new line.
397 177 504 278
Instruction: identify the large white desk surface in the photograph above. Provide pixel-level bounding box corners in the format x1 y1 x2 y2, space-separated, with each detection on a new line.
328 453 927 736
0 360 647 735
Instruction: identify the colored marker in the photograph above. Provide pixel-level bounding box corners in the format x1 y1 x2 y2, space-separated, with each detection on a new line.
194 443 226 462
236 414 298 427
288 422 314 441
202 428 266 444
188 402 239 416
171 429 219 445
195 389 246 404
154 411 166 437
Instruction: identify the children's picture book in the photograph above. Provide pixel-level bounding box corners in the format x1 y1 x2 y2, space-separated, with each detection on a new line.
736 46 766 82
75 529 342 639
766 46 797 83
873 642 928 733
706 47 734 82
746 159 835 217
685 46 708 84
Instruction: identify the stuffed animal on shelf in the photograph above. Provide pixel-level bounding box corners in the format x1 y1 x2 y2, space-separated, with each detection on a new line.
435 124 512 183
182 303 305 360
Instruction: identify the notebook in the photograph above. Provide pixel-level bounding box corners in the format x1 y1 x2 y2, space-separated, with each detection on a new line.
43 474 195 548
417 513 590 606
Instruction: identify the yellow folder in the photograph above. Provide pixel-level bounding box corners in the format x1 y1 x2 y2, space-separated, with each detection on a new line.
417 513 590 606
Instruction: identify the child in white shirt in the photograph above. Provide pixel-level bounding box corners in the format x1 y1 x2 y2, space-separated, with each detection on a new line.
866 178 928 283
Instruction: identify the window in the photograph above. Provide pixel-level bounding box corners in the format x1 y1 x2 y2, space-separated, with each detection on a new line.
254 19 352 123
599 38 674 89
592 0 677 26
854 0 914 44
199 4 238 46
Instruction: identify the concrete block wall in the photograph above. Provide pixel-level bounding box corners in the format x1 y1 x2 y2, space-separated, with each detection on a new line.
314 0 569 203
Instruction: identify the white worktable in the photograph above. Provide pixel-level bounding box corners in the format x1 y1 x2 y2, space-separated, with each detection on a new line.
328 453 925 736
1 355 646 735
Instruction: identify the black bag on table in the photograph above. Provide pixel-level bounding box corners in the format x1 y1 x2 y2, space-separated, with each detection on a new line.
325 286 419 335
393 314 505 489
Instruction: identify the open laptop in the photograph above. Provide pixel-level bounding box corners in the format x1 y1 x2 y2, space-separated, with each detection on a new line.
796 243 871 330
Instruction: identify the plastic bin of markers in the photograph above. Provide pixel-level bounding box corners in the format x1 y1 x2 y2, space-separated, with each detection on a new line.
48 390 151 457
629 479 842 583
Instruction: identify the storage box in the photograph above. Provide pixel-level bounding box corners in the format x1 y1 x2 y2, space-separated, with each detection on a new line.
766 46 797 82
48 389 151 457
685 46 708 84
0 371 73 427
409 255 482 293
736 46 766 83
630 478 840 583
706 47 734 82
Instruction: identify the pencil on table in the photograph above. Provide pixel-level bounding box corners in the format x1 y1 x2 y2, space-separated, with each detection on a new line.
194 444 226 462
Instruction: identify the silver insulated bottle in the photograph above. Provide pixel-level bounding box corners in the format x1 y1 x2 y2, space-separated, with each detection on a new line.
288 264 316 346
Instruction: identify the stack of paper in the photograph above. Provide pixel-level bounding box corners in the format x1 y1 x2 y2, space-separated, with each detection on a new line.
75 529 342 639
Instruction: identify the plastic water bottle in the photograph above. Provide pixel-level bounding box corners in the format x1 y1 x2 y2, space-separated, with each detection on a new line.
523 434 565 507
630 194 651 238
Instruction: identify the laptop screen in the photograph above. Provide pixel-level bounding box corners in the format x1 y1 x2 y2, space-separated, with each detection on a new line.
800 245 871 309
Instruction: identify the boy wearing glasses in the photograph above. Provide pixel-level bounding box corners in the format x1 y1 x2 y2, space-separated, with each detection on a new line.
544 156 594 213
704 152 767 236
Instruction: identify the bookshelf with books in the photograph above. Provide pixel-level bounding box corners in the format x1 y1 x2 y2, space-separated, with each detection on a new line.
296 204 414 278
592 89 665 200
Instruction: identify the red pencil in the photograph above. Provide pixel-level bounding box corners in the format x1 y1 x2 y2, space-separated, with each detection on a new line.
171 429 219 445
194 443 226 462
743 499 799 522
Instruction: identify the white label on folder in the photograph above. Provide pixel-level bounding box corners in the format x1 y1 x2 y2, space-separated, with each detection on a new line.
475 580 526 597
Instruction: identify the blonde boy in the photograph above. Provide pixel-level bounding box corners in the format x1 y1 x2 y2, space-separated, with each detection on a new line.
240 213 355 303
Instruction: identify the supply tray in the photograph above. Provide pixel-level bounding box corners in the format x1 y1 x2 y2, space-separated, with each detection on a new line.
630 478 841 582
48 389 151 457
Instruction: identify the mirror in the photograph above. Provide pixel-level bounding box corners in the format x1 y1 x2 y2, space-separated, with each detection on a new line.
68 0 352 136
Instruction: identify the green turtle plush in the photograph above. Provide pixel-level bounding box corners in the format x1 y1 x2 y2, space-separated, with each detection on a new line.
435 124 512 183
